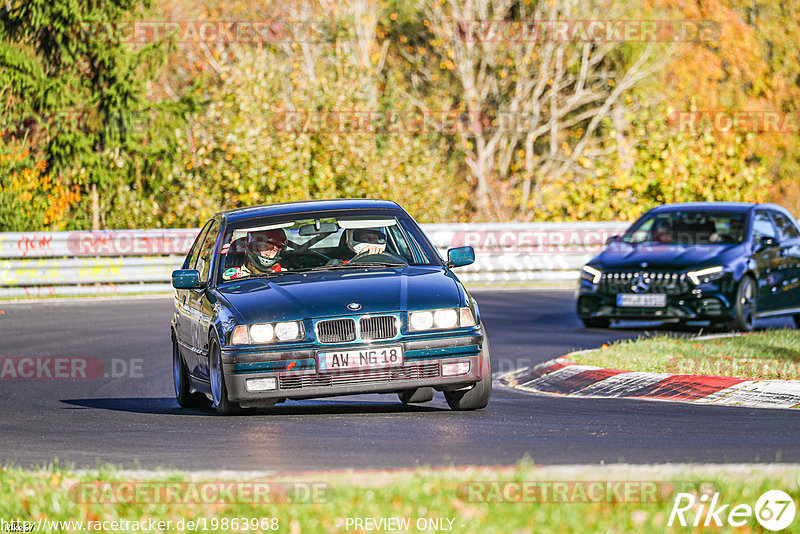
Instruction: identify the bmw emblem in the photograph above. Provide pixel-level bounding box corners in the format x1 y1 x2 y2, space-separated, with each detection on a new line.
347 302 362 311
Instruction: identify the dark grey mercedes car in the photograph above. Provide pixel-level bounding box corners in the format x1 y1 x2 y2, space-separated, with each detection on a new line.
577 202 800 330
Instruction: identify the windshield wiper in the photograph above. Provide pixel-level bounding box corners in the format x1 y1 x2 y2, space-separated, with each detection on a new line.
223 272 284 282
299 261 407 272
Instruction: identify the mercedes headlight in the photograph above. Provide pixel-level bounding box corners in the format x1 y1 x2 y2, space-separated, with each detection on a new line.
581 265 603 284
687 266 725 285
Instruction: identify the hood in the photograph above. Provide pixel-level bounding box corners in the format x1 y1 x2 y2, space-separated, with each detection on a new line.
215 266 462 324
594 242 743 270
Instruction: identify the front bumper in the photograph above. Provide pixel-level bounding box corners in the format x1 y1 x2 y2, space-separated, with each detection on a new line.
221 332 486 402
577 282 736 321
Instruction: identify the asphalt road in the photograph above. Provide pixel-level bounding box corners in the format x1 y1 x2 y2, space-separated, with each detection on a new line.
1 290 798 471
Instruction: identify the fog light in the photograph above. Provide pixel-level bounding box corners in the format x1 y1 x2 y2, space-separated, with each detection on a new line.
442 361 470 377
245 377 278 392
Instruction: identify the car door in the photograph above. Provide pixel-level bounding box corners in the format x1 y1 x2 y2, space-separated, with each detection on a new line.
769 210 800 311
186 219 221 380
175 221 212 373
750 210 782 312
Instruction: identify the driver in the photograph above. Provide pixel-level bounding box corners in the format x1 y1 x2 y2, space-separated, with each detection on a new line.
223 229 287 280
245 229 287 273
346 228 386 257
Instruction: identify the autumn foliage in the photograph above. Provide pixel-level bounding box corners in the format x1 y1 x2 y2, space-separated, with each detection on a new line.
1 0 798 229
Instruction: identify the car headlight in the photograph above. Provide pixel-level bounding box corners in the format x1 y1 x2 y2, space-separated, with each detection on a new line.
408 307 476 332
581 265 603 284
687 266 725 285
230 321 305 344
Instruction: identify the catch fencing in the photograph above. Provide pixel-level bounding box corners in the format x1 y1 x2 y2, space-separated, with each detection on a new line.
0 223 628 297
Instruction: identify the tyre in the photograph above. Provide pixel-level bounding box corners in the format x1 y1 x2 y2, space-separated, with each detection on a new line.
794 314 800 329
727 275 757 332
444 341 492 411
398 387 435 404
173 335 209 408
581 317 610 328
209 337 240 415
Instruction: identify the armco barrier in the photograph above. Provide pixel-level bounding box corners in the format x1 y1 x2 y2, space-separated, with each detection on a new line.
0 222 628 297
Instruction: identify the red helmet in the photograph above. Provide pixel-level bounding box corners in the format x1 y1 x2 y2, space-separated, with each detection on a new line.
245 229 286 271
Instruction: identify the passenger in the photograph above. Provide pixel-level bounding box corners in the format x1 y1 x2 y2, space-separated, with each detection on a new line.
345 229 386 257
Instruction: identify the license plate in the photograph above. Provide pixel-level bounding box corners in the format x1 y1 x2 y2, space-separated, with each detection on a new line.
318 346 403 372
616 294 666 307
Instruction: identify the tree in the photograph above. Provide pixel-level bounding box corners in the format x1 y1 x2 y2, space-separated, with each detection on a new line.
424 0 660 220
0 0 168 229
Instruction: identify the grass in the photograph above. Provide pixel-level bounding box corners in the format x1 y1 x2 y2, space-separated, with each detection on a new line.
2 463 799 533
570 329 800 380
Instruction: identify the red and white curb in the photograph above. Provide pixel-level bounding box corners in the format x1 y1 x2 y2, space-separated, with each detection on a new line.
501 355 800 410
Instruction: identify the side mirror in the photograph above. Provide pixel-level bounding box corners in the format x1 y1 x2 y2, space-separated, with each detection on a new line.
172 269 204 289
605 235 620 245
447 246 475 268
756 236 779 251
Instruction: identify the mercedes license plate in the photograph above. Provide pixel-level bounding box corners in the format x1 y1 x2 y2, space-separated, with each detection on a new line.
616 294 666 307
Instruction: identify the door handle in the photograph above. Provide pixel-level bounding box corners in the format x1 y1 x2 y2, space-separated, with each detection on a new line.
181 294 187 305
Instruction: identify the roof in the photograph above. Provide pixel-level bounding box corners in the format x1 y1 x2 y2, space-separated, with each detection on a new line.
219 199 405 223
650 202 798 216
650 202 757 213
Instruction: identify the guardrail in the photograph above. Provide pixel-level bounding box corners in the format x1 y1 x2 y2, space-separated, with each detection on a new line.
0 223 629 297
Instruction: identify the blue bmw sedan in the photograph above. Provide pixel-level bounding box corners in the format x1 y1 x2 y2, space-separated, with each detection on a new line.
171 199 490 414
578 202 800 330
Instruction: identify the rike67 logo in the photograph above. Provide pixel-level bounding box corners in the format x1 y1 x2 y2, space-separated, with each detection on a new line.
669 489 796 531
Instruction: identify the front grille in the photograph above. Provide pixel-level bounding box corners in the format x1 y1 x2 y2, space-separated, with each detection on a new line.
359 315 397 340
316 319 356 343
600 271 690 295
279 361 440 390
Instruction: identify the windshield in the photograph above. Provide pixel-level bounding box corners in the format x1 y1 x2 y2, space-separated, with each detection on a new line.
216 213 436 283
622 211 747 246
